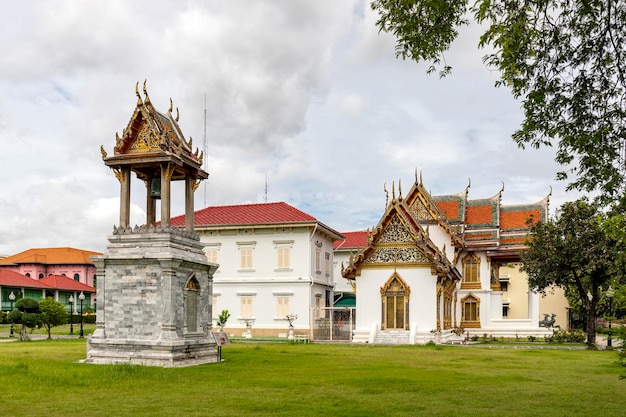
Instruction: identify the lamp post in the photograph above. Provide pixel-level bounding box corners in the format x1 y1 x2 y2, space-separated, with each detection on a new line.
78 291 85 338
68 295 74 336
606 286 615 348
8 291 15 337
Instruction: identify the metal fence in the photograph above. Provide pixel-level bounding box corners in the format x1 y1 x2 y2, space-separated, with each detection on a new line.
311 307 356 342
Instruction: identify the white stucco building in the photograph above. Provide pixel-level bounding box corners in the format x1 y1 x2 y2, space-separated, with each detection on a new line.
341 176 560 344
170 202 344 337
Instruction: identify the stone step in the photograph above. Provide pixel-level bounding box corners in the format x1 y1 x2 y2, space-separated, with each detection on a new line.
373 330 411 345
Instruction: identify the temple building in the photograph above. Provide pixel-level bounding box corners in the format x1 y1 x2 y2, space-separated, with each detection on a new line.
341 173 565 344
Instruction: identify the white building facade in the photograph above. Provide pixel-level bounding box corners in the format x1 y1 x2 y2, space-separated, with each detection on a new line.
170 202 343 338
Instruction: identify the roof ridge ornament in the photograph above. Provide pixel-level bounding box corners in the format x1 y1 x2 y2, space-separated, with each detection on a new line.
168 98 173 113
143 79 151 104
135 81 143 106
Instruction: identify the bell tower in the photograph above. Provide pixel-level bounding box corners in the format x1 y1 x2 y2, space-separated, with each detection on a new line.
87 82 219 367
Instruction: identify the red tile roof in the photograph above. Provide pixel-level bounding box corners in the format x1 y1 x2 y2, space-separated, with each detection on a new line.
501 209 541 229
170 202 317 227
38 275 95 292
466 205 494 225
0 270 53 289
334 231 369 249
0 247 102 266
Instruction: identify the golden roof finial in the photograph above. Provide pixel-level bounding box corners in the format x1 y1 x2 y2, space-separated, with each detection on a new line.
143 79 151 104
419 170 423 187
100 145 107 159
392 181 396 202
169 98 173 113
175 107 179 122
398 179 403 201
135 81 143 105
384 183 389 207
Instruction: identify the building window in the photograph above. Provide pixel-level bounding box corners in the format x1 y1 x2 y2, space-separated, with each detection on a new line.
315 295 324 318
500 281 508 292
240 296 253 318
212 295 219 320
324 252 330 277
237 241 256 271
461 254 481 289
39 273 44 279
315 241 323 274
461 294 481 328
25 273 31 278
73 273 80 282
503 306 509 317
277 296 290 318
205 243 220 264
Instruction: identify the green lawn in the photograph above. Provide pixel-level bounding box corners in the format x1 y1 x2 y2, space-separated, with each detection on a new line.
0 340 622 417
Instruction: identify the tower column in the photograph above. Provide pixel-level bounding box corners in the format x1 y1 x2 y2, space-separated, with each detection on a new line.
146 179 156 226
185 175 195 232
160 164 172 227
119 167 131 228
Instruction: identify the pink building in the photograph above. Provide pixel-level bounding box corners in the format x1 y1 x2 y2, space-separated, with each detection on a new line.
0 247 101 287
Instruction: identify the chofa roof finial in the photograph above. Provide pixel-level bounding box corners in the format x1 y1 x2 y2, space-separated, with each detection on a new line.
135 81 143 105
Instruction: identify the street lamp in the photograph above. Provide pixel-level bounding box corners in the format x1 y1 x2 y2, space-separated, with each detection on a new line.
68 295 74 336
8 291 15 337
78 291 85 338
606 286 615 348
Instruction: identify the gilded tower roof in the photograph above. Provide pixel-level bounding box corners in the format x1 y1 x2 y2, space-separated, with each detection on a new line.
100 81 208 182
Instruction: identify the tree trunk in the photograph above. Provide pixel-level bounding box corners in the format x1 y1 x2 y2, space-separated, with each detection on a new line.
586 313 596 349
19 325 30 342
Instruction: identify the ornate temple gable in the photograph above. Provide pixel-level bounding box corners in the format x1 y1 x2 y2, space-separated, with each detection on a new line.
105 81 203 178
401 172 464 251
342 192 460 283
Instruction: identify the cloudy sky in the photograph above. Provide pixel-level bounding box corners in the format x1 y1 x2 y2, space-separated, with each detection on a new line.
0 1 581 255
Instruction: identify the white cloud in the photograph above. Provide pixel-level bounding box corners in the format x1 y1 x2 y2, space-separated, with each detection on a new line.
0 1 581 255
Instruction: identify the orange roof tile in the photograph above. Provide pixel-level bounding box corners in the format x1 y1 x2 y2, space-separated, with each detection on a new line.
0 247 102 266
501 209 541 229
434 201 460 220
466 205 494 225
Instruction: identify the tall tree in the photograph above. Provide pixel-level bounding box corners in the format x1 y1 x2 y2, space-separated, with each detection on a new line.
521 198 623 347
371 0 626 201
39 297 69 340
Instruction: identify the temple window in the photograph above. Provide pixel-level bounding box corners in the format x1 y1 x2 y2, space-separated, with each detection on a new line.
461 294 481 328
461 254 481 289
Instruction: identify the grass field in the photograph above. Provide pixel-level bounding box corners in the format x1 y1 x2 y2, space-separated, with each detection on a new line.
0 338 623 417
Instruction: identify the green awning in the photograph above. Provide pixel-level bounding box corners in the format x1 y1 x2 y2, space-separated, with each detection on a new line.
333 293 356 307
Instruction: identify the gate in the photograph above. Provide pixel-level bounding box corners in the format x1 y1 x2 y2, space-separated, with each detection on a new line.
311 307 356 342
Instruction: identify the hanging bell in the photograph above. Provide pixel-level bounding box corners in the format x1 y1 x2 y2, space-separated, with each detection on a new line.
150 177 161 199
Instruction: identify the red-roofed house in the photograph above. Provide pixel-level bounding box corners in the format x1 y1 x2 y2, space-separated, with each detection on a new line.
169 202 344 338
1 270 95 312
0 247 101 287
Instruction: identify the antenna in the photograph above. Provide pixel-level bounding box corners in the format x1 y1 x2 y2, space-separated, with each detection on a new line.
203 93 208 207
264 173 268 203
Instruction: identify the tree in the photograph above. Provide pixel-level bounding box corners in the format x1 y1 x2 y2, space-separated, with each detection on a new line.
8 298 41 341
371 0 626 201
39 297 69 340
521 198 624 347
216 310 231 331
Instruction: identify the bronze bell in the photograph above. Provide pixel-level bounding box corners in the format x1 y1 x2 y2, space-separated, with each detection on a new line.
150 177 161 199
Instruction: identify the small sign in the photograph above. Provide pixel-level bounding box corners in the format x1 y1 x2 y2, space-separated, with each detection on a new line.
214 331 230 347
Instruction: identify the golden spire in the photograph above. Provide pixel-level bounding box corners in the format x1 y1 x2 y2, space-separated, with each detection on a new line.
169 98 173 113
143 79 151 104
135 81 143 105
175 107 179 122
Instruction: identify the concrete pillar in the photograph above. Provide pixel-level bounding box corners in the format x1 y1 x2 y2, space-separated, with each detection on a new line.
159 259 181 340
160 164 171 227
91 257 106 339
119 167 131 228
528 288 540 323
185 176 195 232
146 179 156 226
